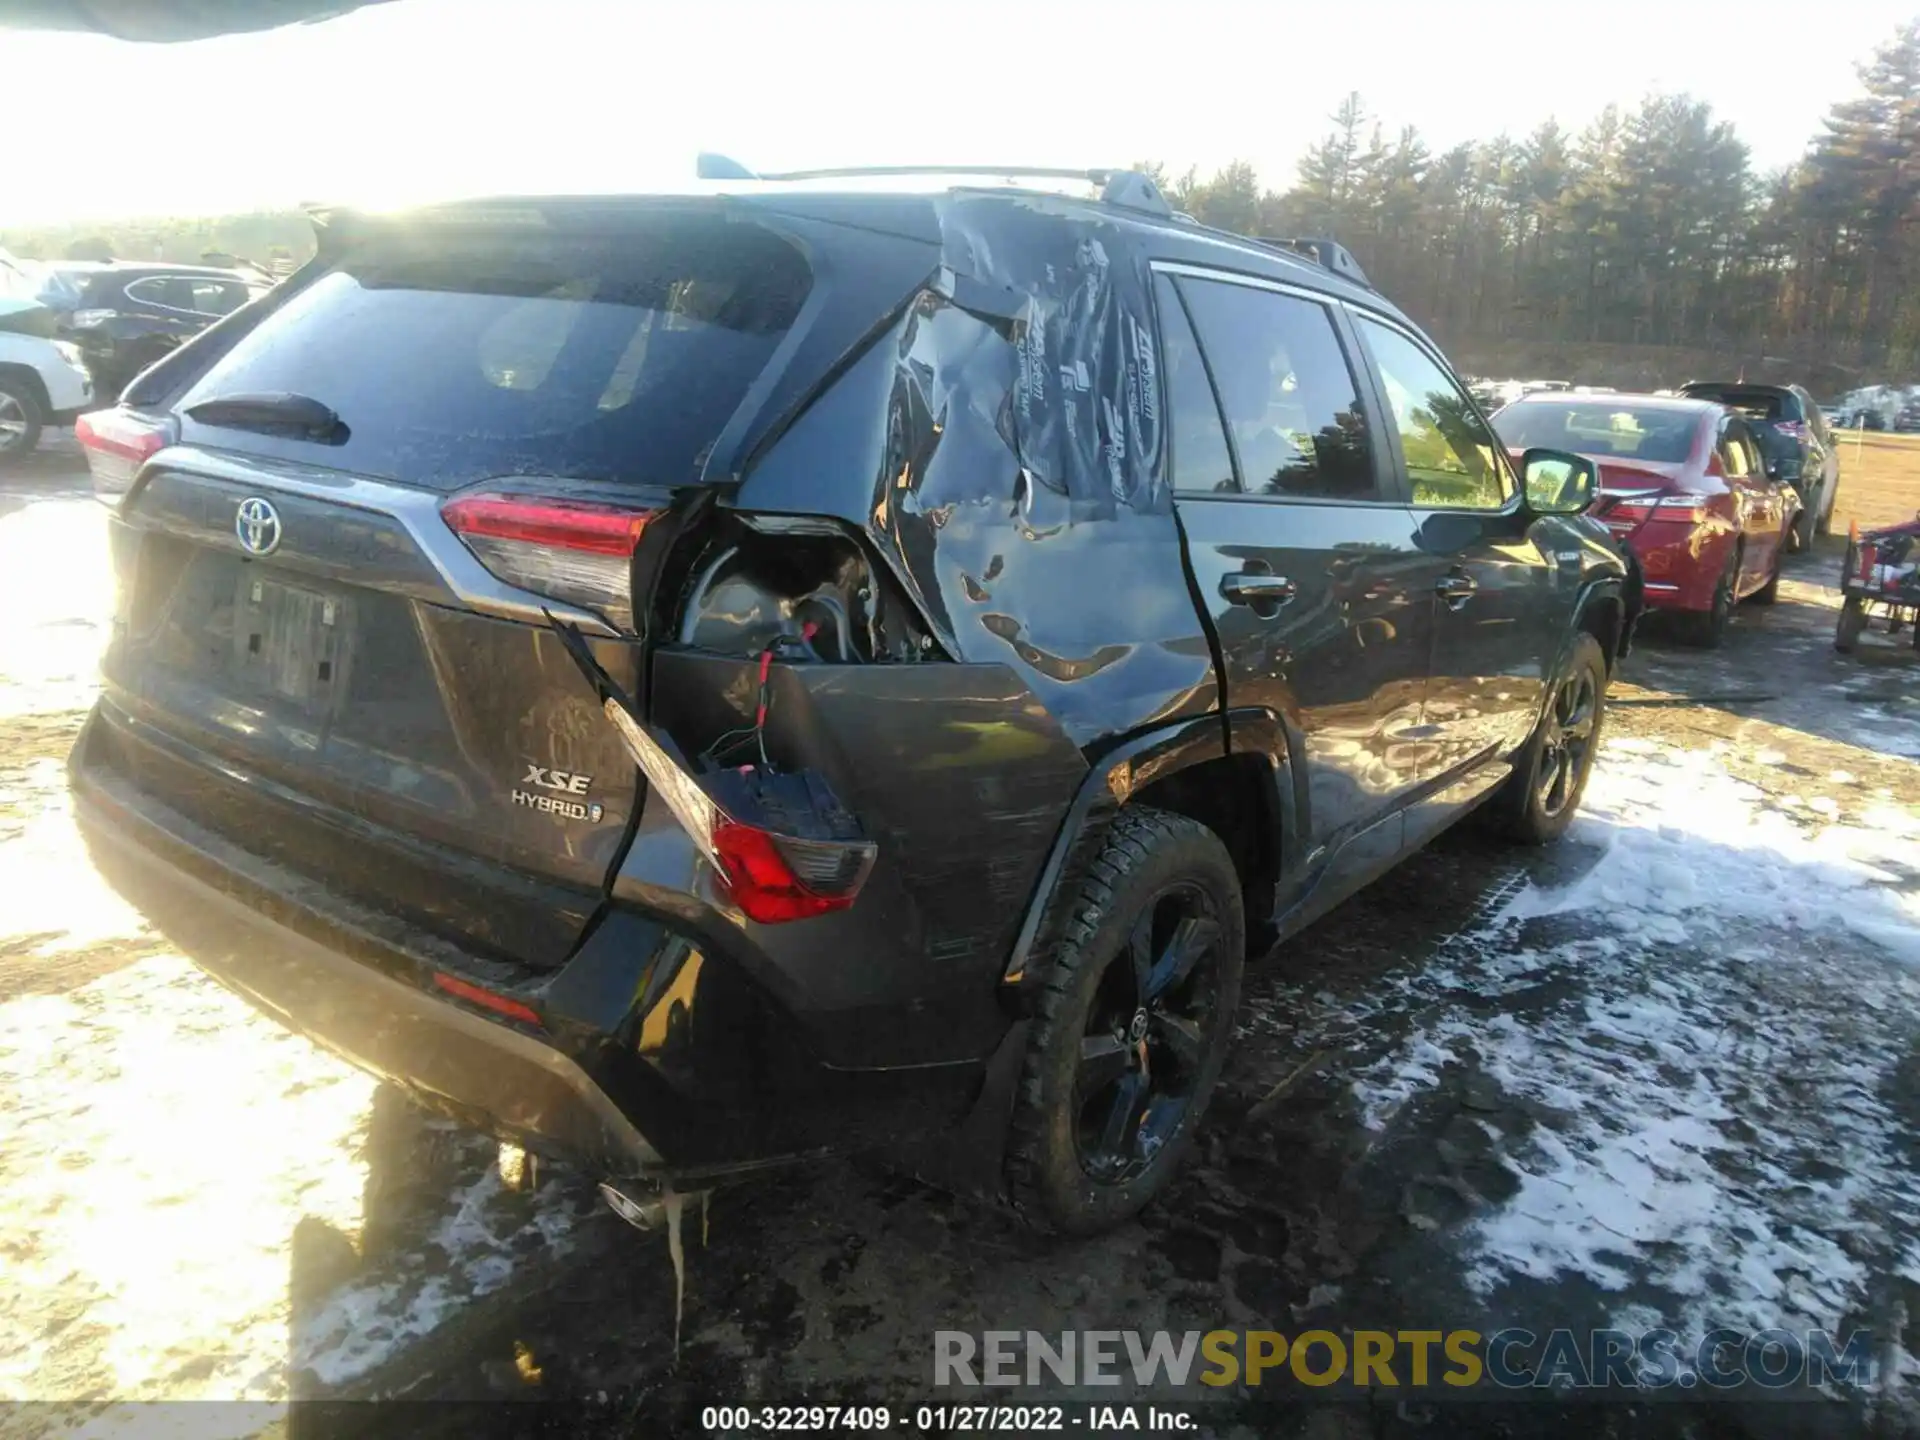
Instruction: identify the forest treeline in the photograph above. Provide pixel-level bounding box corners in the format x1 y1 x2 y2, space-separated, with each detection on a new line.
7 18 1918 382
1144 17 1920 380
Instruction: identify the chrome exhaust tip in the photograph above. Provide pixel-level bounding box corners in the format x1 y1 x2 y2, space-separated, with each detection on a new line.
599 1179 666 1231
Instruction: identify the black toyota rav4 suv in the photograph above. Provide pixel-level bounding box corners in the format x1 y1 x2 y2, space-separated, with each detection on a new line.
70 167 1637 1235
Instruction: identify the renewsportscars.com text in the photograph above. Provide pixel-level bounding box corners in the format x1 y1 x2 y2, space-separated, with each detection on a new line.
934 1328 1878 1393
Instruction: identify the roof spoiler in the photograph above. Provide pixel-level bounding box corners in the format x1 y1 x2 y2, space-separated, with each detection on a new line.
693 154 1175 219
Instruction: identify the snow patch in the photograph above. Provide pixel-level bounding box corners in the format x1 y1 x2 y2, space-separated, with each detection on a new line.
1501 743 1920 966
1350 738 1920 1346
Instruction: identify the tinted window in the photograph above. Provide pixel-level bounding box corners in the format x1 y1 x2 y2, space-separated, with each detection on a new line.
1153 275 1234 494
126 274 253 317
191 280 249 316
1685 385 1787 422
1493 402 1700 464
175 217 810 491
1357 316 1511 510
1174 277 1375 500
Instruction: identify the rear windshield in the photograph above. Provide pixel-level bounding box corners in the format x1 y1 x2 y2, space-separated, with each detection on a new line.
1492 403 1699 464
1683 386 1797 423
174 215 811 489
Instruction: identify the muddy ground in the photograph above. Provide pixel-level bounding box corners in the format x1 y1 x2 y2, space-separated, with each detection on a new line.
2 437 1918 1439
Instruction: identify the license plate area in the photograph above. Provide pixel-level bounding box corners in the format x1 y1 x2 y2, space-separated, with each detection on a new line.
230 572 354 711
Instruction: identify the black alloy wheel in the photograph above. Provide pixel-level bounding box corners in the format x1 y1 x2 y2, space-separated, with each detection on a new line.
1073 882 1225 1184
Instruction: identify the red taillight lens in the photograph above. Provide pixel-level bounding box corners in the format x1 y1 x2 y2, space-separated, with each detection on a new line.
1651 494 1711 523
711 820 875 924
1607 491 1711 525
1774 421 1806 439
431 970 543 1028
442 492 654 632
76 408 173 503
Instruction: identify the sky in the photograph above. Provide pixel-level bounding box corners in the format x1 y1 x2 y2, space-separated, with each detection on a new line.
3 0 1914 225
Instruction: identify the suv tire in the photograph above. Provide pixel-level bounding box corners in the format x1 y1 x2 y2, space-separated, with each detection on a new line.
1492 632 1607 846
1005 807 1244 1236
0 377 43 463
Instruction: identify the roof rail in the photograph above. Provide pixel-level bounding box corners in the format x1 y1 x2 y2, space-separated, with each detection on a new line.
691 156 1175 218
1255 236 1373 291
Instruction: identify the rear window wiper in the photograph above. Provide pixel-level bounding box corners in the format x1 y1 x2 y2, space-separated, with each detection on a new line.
184 391 348 444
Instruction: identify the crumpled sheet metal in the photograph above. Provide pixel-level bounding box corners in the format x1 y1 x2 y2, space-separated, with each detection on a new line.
939 193 1166 520
739 193 1218 750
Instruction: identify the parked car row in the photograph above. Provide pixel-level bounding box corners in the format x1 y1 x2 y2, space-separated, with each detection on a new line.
1676 380 1840 547
0 254 93 461
0 253 271 462
1490 392 1791 646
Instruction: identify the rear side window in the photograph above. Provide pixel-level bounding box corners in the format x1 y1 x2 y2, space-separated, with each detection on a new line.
1172 276 1376 500
1153 275 1234 494
175 216 811 490
126 275 251 316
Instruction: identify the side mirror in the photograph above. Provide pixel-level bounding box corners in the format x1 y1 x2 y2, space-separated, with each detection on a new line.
1521 447 1597 515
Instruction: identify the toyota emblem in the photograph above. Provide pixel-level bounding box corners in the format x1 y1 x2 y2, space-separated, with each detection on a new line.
235 496 282 556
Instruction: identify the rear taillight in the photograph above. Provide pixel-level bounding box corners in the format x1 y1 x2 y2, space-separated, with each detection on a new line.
546 619 879 925
712 821 875 924
441 492 654 632
1773 421 1806 439
1611 493 1711 524
598 694 874 923
75 408 174 504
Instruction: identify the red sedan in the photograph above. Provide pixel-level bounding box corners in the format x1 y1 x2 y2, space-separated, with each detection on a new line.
1492 394 1797 646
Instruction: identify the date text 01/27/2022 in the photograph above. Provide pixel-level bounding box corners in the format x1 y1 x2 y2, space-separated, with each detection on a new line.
699 1405 1197 1431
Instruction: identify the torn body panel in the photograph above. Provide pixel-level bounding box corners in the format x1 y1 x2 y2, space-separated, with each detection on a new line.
643 650 1086 1068
731 196 1218 750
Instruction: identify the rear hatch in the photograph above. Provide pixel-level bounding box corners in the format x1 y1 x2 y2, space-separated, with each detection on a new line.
1683 385 1805 474
86 207 816 968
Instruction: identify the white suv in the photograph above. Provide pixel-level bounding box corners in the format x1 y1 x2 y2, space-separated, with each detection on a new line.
0 254 95 463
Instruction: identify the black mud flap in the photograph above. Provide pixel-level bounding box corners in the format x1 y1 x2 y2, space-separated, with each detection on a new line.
1620 550 1647 659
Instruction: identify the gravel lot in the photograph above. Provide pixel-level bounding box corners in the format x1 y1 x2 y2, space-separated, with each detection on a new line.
2 439 1917 1439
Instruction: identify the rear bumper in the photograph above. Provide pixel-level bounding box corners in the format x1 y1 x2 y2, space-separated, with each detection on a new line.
1612 522 1730 612
71 727 664 1178
42 357 93 415
69 698 997 1182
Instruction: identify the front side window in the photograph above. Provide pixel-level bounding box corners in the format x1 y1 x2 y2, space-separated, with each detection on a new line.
1357 316 1512 511
1174 276 1376 500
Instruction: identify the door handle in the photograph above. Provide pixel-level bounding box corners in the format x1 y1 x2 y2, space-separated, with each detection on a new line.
1220 571 1298 608
1435 572 1477 609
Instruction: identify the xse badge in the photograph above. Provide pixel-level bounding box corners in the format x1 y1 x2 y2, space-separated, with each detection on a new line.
512 764 604 822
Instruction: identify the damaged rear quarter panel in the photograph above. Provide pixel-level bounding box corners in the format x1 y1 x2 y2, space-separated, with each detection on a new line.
647 652 1086 1069
733 194 1220 751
